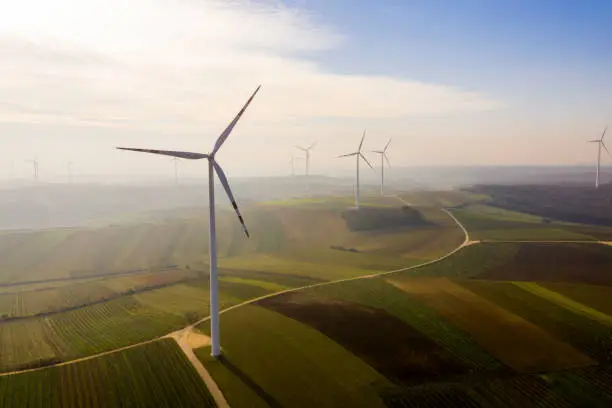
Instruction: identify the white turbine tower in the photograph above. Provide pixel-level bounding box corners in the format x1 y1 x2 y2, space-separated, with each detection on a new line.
25 158 39 181
589 126 608 188
295 142 316 176
338 130 373 209
116 85 261 357
372 139 391 195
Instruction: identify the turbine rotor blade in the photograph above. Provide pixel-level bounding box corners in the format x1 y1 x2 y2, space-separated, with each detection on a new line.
213 160 249 238
371 150 384 154
384 138 392 152
360 153 373 169
384 153 391 167
338 152 359 158
601 126 608 142
589 140 600 143
307 141 317 150
116 147 208 160
603 141 610 154
212 85 261 156
358 129 366 152
294 145 308 152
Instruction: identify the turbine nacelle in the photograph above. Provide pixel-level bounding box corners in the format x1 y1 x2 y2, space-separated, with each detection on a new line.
338 129 373 168
371 138 392 168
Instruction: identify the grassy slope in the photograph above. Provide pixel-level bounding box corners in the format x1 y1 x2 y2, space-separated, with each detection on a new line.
196 305 389 408
0 339 215 408
0 198 459 285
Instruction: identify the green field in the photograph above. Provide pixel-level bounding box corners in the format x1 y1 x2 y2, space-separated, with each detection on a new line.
196 305 389 408
408 241 612 286
183 229 612 408
0 269 197 320
0 339 215 407
452 204 612 241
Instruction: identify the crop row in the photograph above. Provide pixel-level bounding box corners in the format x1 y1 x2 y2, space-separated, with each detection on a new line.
0 339 215 408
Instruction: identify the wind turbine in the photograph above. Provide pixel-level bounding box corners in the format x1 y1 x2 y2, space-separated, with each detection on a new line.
372 139 392 195
25 158 39 181
589 126 609 188
116 85 261 357
338 130 373 209
295 141 316 176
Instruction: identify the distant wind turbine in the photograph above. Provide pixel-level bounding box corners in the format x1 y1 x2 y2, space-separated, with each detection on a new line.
25 158 39 181
295 141 316 176
338 130 373 209
372 139 392 195
116 85 261 358
589 126 609 188
289 155 304 177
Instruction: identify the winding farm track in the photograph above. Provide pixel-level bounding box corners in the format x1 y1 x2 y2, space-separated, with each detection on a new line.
7 196 608 406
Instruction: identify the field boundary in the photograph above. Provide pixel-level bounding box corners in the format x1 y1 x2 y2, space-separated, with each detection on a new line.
0 266 183 289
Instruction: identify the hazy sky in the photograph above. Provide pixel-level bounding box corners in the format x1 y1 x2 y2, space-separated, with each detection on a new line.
1 0 611 180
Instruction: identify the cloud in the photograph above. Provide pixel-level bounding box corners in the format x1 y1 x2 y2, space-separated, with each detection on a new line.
0 0 501 130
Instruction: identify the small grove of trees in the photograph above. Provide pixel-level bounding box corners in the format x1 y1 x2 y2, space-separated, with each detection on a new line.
342 206 430 232
184 311 202 324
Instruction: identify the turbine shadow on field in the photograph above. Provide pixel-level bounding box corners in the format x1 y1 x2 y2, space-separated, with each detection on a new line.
217 355 283 408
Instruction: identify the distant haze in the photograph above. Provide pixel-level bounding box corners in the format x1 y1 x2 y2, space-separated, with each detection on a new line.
1 0 611 179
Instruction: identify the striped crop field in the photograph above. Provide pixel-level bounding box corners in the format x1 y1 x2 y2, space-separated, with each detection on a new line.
541 282 612 317
387 277 594 372
0 319 60 371
461 280 612 364
309 279 504 372
46 297 186 358
258 291 469 385
0 339 215 408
